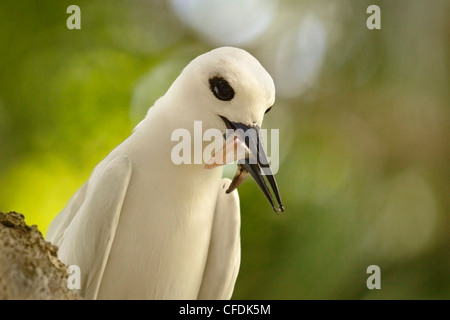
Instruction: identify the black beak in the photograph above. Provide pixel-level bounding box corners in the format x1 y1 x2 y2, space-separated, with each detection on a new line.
220 116 284 213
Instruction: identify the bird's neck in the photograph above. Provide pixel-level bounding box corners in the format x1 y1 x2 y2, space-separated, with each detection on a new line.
133 98 224 170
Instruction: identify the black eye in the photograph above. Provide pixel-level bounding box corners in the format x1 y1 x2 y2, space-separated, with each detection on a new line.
265 106 272 114
209 77 235 101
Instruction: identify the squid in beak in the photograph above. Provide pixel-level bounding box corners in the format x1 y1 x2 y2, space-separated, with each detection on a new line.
205 116 284 213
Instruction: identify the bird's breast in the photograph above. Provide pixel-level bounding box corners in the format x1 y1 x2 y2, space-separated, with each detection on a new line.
96 142 223 299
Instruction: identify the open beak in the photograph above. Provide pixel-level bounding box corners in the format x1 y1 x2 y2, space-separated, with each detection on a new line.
205 116 284 213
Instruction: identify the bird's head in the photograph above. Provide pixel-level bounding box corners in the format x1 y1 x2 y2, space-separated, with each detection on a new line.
194 47 275 128
168 47 284 213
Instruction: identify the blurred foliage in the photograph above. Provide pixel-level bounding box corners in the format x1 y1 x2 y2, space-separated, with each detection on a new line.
0 0 449 299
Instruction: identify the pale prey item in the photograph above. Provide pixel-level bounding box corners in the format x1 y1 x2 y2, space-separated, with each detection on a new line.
46 47 283 300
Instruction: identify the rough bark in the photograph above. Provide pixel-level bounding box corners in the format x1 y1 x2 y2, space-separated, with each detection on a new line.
0 211 79 300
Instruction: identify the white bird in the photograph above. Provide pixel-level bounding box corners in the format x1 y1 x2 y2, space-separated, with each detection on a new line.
46 47 284 300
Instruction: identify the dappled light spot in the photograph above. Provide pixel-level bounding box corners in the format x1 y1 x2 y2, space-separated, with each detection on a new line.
170 0 277 46
273 14 327 98
0 155 88 235
362 170 439 262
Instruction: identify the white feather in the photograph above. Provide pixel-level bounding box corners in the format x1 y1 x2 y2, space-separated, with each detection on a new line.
198 178 241 300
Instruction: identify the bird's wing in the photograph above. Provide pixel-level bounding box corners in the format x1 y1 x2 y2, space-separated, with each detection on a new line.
197 178 241 300
48 155 132 299
46 181 88 246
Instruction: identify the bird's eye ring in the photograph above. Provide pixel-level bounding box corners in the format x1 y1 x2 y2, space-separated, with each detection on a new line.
209 77 235 101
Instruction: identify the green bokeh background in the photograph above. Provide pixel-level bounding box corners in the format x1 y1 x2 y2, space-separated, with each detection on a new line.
0 0 449 299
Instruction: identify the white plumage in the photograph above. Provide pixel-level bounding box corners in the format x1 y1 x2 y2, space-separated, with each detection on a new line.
46 47 282 299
